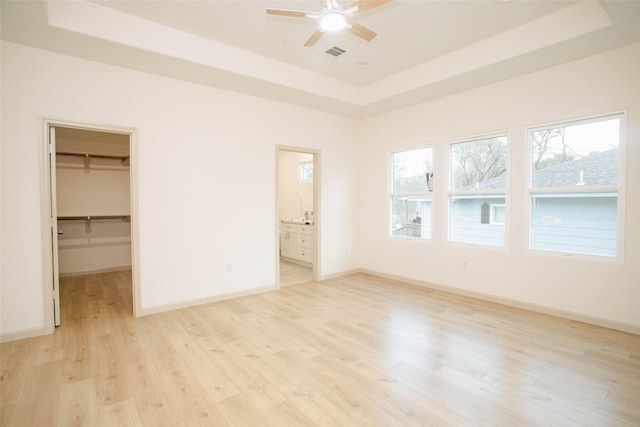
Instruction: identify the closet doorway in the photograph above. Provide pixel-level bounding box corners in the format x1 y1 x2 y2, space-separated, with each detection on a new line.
276 147 319 287
45 122 138 329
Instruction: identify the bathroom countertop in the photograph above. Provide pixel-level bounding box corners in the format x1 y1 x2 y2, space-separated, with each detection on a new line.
281 219 314 225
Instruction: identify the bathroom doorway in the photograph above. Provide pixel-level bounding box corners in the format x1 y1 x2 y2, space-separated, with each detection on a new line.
276 147 319 287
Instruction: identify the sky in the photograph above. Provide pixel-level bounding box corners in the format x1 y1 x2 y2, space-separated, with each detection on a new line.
535 116 620 159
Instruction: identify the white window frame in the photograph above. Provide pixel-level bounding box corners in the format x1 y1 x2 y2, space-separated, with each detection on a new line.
389 146 434 240
525 112 625 260
447 133 509 248
490 204 506 225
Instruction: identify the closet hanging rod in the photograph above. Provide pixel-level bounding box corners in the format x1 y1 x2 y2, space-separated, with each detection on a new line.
57 215 130 221
56 151 129 162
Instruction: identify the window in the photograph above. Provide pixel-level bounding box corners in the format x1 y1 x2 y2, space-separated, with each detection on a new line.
300 161 313 182
449 135 507 246
490 204 506 225
390 147 433 239
482 203 506 225
528 115 622 257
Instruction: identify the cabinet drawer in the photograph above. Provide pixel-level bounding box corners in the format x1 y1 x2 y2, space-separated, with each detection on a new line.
298 235 312 249
298 249 313 262
298 226 312 235
280 224 297 232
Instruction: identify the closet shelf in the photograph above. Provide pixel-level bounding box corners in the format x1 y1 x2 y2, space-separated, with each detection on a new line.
57 151 129 162
57 215 130 233
57 215 130 221
58 236 131 248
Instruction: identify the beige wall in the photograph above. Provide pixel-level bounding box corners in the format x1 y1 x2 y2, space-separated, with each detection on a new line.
358 42 640 330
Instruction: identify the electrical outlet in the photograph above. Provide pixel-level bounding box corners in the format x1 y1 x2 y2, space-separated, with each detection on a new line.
226 263 233 273
462 260 468 270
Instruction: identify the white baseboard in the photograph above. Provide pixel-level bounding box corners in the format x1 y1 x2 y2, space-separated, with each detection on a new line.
59 266 132 277
281 257 312 268
359 269 640 336
137 284 278 317
318 268 361 281
1 326 47 343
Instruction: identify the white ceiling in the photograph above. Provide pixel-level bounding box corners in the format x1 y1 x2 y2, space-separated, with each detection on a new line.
2 0 640 118
91 0 577 86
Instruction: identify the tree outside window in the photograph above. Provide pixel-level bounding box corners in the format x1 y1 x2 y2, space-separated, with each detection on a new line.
528 115 621 257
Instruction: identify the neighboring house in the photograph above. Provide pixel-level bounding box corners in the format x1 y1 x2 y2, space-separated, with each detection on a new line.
397 149 618 256
452 148 618 255
392 195 432 239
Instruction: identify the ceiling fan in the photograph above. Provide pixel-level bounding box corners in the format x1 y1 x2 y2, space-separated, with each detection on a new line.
266 0 391 47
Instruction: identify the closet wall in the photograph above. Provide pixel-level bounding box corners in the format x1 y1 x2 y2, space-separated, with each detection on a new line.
55 127 131 275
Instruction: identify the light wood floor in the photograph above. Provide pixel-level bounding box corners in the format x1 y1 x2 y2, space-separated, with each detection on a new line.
2 271 639 426
280 260 313 286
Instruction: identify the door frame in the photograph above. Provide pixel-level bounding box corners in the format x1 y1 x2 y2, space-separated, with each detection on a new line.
49 126 61 326
275 146 320 287
40 118 140 334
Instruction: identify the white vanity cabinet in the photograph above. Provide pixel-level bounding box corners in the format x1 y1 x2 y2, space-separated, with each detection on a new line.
280 222 313 265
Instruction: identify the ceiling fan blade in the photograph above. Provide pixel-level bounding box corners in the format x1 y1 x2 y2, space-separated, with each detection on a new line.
346 21 377 41
343 0 392 16
304 29 325 47
266 9 311 18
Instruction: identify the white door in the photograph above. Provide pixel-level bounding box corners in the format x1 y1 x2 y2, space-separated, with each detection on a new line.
49 126 61 326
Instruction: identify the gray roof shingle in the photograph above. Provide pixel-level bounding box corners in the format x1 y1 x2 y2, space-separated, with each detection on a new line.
463 148 618 190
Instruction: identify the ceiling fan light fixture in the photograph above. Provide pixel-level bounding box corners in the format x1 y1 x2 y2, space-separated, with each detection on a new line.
320 11 346 32
267 0 387 46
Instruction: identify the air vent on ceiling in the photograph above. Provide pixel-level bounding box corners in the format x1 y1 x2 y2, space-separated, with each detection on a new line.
325 46 346 57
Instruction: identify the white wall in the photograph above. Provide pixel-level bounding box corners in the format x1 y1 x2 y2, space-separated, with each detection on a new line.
56 218 132 275
0 41 359 339
56 151 132 275
56 159 130 216
358 42 640 331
